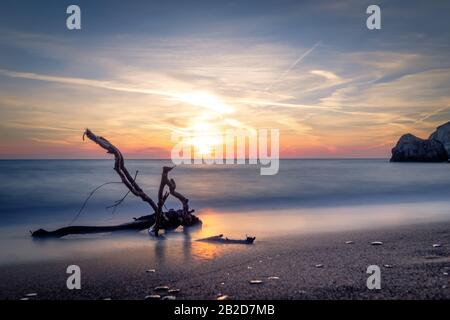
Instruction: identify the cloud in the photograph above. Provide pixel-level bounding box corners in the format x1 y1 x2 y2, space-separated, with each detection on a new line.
310 69 341 81
265 41 321 91
1 26 450 158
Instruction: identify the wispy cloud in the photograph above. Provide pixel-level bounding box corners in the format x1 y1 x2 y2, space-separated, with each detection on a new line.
264 41 321 91
310 69 341 81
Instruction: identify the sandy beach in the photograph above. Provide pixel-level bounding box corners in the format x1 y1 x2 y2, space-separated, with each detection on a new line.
1 221 449 300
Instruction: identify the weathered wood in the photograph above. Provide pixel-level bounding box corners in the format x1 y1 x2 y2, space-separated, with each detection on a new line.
31 216 154 238
197 234 256 244
32 209 202 238
83 129 159 212
31 129 201 238
152 166 191 235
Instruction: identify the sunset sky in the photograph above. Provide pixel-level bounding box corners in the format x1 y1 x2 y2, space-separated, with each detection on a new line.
1 0 450 159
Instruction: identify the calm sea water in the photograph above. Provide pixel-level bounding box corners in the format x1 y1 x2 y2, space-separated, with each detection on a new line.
1 159 450 264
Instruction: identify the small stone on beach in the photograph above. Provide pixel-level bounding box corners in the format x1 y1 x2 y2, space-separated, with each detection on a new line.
145 294 161 300
371 241 383 246
268 276 280 280
345 241 354 244
217 295 229 300
247 266 253 269
383 264 393 268
162 295 176 300
249 280 263 284
25 293 37 297
146 269 156 273
168 289 180 294
433 244 442 248
315 264 324 268
20 298 29 301
154 286 170 291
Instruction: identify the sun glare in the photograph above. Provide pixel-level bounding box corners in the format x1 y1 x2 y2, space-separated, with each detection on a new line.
178 91 234 114
187 122 222 156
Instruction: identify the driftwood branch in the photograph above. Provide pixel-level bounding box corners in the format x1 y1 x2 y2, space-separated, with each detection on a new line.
151 166 191 235
83 129 158 212
106 170 138 214
71 181 122 224
32 210 201 238
31 129 201 238
197 234 256 245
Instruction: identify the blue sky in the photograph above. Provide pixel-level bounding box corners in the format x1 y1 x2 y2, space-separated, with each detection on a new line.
1 0 450 158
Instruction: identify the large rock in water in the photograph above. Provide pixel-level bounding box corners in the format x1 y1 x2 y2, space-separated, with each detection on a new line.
429 121 450 156
390 133 448 162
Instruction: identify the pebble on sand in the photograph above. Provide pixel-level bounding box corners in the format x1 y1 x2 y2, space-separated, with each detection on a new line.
268 276 280 280
154 286 170 291
145 294 161 300
146 269 156 273
249 280 263 284
217 295 229 300
20 298 30 301
168 289 180 294
25 293 37 297
315 264 324 268
371 241 383 246
345 241 354 244
433 244 442 248
383 264 393 268
162 295 176 300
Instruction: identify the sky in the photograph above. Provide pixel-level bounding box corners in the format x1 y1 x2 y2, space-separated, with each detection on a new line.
1 0 450 159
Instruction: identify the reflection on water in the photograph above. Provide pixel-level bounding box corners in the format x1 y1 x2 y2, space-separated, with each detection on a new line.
152 232 239 264
2 201 450 265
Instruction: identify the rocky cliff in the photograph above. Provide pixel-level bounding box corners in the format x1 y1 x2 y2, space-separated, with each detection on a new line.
390 122 450 162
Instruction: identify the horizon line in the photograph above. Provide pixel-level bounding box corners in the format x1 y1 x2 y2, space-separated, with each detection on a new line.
0 157 390 161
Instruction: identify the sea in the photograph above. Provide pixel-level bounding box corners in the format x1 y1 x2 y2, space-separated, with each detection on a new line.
1 159 450 264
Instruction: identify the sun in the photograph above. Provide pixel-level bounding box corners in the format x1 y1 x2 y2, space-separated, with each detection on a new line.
178 91 234 114
187 122 222 156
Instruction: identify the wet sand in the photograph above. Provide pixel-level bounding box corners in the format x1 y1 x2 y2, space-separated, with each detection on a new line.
0 221 449 300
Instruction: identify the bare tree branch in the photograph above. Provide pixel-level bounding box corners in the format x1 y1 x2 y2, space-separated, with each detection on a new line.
31 129 202 239
106 170 139 214
71 181 122 224
83 129 158 212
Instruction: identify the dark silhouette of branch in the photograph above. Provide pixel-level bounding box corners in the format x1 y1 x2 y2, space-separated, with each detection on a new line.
106 170 139 214
83 129 194 237
31 129 202 239
71 181 122 224
83 129 158 212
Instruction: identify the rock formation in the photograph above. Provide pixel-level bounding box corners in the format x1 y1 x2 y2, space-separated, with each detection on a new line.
429 121 450 155
390 121 450 162
390 133 448 162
